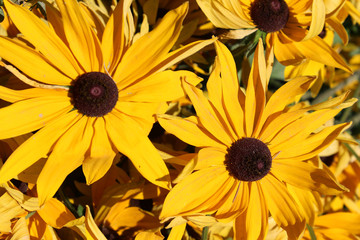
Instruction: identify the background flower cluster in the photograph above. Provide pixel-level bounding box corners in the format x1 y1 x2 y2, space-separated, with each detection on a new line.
0 0 360 239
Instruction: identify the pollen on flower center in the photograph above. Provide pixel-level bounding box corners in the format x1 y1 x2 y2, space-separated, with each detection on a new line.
250 0 289 33
224 138 272 182
70 72 118 117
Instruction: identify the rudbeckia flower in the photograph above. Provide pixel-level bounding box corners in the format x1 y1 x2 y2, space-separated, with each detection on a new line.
0 0 214 205
196 0 351 72
158 40 356 239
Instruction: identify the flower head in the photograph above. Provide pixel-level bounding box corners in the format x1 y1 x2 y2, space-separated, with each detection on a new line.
158 40 356 239
0 0 214 205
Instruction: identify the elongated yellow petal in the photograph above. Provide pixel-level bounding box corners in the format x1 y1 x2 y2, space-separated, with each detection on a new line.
315 212 360 234
210 40 245 139
37 198 76 228
83 118 116 184
168 223 186 240
260 174 306 240
147 39 216 75
277 122 351 161
327 16 348 45
215 181 249 222
85 206 107 240
0 37 72 85
0 86 67 103
113 2 188 85
4 0 81 78
195 147 227 170
258 76 315 136
0 193 27 232
302 0 325 41
274 32 351 72
234 182 268 240
160 166 235 219
37 116 93 205
55 0 102 71
287 186 321 226
245 39 267 137
0 111 80 184
271 160 347 195
182 80 234 145
119 70 198 102
157 115 226 149
105 112 171 190
0 96 72 139
102 0 132 73
197 0 253 29
271 100 355 152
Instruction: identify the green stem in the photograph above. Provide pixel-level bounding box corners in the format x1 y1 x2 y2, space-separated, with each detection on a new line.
344 143 360 162
58 187 79 218
201 226 209 240
306 224 317 240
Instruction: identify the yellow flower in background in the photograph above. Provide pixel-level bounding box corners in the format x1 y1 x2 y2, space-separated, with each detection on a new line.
196 0 351 72
158 40 356 239
0 0 214 205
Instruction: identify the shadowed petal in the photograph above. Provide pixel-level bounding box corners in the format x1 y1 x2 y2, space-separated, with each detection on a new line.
37 116 93 205
0 111 80 184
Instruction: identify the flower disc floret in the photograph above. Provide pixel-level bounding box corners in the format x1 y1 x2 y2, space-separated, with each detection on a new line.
70 72 118 117
225 138 272 181
250 0 289 33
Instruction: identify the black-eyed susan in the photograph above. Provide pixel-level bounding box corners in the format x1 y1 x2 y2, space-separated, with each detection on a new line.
158 40 356 239
196 0 351 72
0 0 214 205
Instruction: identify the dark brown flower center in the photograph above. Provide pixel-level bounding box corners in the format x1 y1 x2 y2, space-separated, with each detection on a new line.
250 0 289 33
70 72 118 117
224 138 272 181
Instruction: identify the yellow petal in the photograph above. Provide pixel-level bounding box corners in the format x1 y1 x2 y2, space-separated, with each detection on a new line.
277 122 351 161
271 160 347 195
10 217 30 239
260 174 306 240
0 37 72 85
234 182 268 240
274 32 351 72
245 38 267 137
302 0 325 41
55 0 102 71
102 0 132 73
0 192 27 232
4 0 81 78
105 112 171 190
113 2 188 85
85 206 107 240
37 116 93 205
195 147 227 170
210 40 245 139
196 0 253 29
315 212 360 235
37 198 76 228
182 80 234 145
215 181 249 222
83 118 116 184
0 86 67 103
119 70 198 102
157 115 226 149
168 223 186 240
147 39 216 75
160 166 235 220
327 16 348 45
0 96 72 139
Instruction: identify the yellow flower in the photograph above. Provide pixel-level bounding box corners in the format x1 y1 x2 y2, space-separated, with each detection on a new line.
0 0 214 205
158 40 356 239
196 0 350 72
